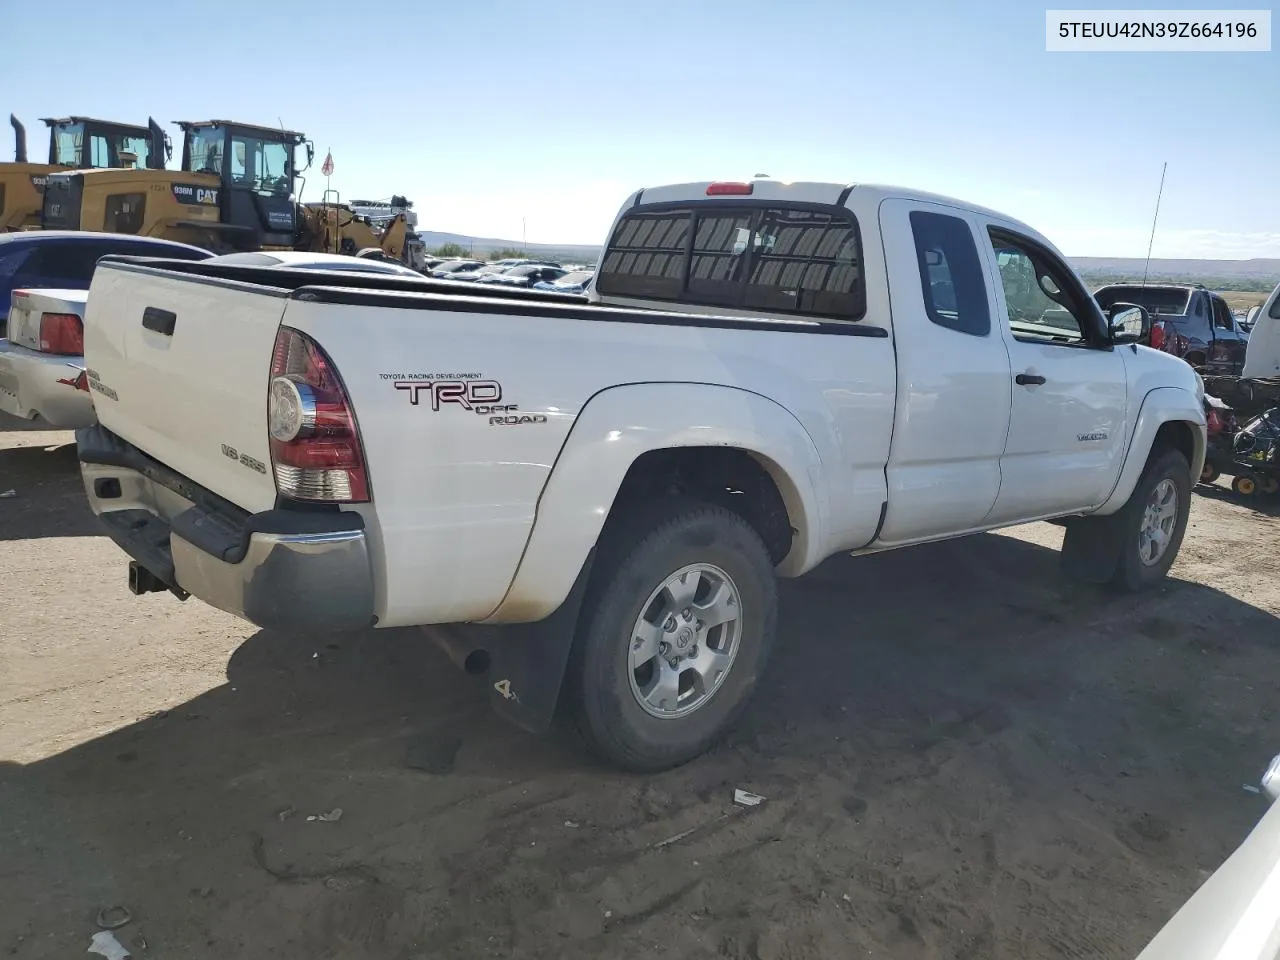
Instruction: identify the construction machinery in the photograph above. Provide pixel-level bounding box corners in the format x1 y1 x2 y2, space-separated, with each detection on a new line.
2 115 167 230
295 193 427 269
40 119 313 252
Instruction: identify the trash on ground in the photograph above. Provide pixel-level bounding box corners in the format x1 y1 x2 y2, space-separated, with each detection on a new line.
1244 783 1262 794
87 930 131 960
307 807 344 822
733 788 766 807
564 820 579 828
653 825 700 848
95 906 132 930
276 805 297 821
0 489 16 499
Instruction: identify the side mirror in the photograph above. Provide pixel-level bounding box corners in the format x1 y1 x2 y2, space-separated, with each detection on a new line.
1109 302 1151 344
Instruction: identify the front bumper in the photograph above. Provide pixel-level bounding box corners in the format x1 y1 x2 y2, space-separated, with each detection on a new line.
77 424 376 632
0 339 93 428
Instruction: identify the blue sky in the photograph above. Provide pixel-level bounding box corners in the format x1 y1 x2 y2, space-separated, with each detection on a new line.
3 0 1276 257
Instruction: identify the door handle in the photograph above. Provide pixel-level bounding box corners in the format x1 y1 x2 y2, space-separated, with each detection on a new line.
1015 373 1046 386
142 306 176 336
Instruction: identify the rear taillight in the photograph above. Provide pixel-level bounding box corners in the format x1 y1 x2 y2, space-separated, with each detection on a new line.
1149 321 1165 351
1206 407 1224 434
267 326 369 503
38 313 83 355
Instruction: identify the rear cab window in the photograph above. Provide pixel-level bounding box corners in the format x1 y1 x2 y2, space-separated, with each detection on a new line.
596 202 865 321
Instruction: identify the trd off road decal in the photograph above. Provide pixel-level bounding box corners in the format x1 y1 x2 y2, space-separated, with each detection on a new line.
380 372 547 426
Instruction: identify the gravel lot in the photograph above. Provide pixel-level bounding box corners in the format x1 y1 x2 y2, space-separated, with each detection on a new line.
2 417 1279 960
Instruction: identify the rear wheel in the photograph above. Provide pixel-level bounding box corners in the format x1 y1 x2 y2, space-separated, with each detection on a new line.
1261 476 1280 496
569 498 777 772
1199 461 1221 485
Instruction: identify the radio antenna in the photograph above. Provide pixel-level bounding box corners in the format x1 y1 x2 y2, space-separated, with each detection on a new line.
1140 161 1167 292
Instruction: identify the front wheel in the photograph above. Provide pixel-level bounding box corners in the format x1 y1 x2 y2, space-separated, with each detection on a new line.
1061 448 1191 591
1199 461 1221 485
1110 449 1192 591
569 499 778 772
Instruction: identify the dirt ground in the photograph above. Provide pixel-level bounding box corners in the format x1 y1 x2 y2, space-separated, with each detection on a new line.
2 417 1279 960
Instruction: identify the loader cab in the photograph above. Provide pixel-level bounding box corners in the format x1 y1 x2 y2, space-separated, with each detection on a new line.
42 116 166 171
4 115 167 231
178 121 312 249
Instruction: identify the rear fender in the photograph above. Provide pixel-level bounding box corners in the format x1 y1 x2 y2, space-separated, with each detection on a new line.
482 382 827 624
1094 386 1206 515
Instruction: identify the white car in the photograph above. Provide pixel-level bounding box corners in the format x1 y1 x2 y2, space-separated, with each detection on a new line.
1243 281 1280 379
0 252 426 429
204 250 427 278
0 288 97 428
1136 752 1280 960
74 176 1204 771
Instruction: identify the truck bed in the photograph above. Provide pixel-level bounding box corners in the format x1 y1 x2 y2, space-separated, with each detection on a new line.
93 254 889 337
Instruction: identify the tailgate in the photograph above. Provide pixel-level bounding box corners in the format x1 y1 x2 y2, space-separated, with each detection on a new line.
83 262 285 513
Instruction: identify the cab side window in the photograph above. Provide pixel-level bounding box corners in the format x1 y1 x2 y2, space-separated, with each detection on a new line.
988 230 1093 346
909 211 990 336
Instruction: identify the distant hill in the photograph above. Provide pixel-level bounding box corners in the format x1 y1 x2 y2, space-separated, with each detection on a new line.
417 230 601 263
418 233 1280 290
1070 257 1280 289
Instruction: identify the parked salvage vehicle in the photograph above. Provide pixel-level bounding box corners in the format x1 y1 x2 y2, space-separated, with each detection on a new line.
72 177 1205 771
1243 281 1280 379
0 231 211 427
1134 751 1280 960
1094 282 1249 375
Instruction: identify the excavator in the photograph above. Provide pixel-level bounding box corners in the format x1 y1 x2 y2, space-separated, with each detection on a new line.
40 119 312 252
2 114 167 230
39 119 425 267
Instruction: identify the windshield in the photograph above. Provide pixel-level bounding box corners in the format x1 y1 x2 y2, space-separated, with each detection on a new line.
51 123 84 166
230 132 292 197
187 126 224 176
556 271 593 285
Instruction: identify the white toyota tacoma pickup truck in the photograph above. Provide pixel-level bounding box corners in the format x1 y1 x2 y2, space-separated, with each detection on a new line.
74 178 1205 771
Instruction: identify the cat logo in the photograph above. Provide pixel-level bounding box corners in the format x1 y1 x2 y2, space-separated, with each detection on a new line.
171 183 220 206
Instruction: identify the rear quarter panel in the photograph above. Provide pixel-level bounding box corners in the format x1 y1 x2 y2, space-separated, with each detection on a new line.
283 293 896 627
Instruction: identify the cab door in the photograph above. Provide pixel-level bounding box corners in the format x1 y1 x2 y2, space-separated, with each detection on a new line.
875 199 1012 544
977 222 1129 523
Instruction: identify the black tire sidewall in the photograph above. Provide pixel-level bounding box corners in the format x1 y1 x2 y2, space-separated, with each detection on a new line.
1115 450 1191 590
572 501 777 772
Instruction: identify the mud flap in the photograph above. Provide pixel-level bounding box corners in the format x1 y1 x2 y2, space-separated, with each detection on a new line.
422 548 596 735
1060 512 1126 585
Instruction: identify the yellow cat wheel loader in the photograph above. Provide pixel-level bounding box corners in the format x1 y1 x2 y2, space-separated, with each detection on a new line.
2 114 166 230
40 120 313 253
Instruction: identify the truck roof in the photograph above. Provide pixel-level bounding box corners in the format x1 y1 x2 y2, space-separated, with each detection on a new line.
628 178 1050 245
174 120 306 140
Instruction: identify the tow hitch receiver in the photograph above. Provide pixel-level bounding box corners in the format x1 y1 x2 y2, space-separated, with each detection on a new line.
127 561 188 600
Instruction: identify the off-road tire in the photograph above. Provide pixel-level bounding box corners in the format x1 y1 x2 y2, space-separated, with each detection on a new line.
568 497 777 773
1062 448 1191 592
1109 449 1192 592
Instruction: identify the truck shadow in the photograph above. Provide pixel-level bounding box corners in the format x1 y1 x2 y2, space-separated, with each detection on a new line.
3 531 1278 957
0 440 103 540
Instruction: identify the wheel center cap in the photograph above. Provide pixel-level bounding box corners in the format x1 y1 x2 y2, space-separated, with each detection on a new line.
676 627 694 649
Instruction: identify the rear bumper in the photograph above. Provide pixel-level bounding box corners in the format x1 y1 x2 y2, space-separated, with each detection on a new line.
0 339 93 428
76 424 376 632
